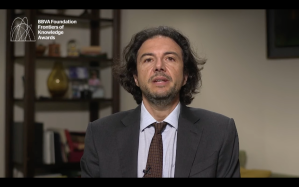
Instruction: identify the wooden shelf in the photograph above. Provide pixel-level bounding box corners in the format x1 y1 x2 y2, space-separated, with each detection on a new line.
5 9 121 178
15 55 112 62
14 55 114 68
14 98 113 103
35 162 81 170
14 162 81 171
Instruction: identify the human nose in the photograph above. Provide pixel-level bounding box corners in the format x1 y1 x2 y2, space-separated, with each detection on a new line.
154 58 165 72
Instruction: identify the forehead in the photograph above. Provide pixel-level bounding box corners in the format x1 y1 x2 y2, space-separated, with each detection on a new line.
138 36 182 55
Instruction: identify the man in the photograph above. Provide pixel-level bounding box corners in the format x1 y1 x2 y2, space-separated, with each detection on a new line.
80 26 240 178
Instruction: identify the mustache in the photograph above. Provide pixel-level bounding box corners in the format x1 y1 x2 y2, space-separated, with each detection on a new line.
148 73 172 83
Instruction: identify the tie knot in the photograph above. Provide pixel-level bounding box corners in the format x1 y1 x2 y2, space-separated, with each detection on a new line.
153 122 167 134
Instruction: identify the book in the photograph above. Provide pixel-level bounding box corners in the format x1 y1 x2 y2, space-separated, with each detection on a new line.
65 129 74 152
68 151 84 163
47 127 69 162
80 46 101 54
34 173 67 178
43 130 55 164
12 122 44 165
65 130 85 162
70 131 85 151
53 132 64 164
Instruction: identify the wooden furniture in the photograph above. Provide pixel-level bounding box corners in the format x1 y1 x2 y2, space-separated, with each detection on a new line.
5 9 121 177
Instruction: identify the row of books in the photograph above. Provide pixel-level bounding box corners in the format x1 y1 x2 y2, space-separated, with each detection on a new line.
12 122 85 166
43 128 85 164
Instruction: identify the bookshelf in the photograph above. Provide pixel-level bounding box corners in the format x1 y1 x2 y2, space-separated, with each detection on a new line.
5 9 121 177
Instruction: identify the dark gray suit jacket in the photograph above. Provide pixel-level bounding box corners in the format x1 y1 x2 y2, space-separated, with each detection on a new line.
80 104 240 178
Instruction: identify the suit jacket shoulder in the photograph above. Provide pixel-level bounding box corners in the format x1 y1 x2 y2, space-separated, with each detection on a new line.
176 105 240 178
181 105 235 131
89 107 138 130
187 106 231 120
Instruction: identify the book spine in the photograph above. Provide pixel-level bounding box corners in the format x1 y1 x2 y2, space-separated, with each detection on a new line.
43 130 55 164
53 132 63 164
65 129 74 152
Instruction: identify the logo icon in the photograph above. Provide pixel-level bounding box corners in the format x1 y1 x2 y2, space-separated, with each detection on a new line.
10 17 36 42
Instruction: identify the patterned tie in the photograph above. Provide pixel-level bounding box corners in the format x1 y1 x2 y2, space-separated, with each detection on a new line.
143 122 167 178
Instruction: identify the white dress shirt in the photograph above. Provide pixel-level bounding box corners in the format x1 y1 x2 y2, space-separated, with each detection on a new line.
137 101 180 178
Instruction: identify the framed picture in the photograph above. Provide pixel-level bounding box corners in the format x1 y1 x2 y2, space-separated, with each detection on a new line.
88 69 101 87
266 9 299 58
68 66 89 99
88 69 104 98
68 66 88 80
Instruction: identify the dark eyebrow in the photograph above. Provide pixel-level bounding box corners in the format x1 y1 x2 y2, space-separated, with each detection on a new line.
164 51 180 58
139 53 154 61
139 51 180 61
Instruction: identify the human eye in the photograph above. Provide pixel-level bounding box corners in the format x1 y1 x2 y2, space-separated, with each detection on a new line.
144 58 153 63
166 56 175 61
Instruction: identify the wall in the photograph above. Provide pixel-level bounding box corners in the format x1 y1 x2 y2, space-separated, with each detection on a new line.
0 9 298 177
119 9 299 176
0 9 6 177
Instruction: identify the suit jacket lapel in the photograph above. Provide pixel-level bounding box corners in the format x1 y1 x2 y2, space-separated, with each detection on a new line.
116 105 141 177
115 104 204 178
174 104 204 177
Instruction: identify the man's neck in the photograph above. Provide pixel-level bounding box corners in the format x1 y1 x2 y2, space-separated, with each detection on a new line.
142 97 180 122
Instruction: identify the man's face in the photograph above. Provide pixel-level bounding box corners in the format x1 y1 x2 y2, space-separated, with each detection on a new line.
133 35 188 106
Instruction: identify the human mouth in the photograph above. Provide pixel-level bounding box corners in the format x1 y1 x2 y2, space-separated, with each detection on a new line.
151 76 170 86
152 76 169 82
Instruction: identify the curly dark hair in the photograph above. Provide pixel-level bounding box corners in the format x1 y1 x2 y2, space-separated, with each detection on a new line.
113 26 206 105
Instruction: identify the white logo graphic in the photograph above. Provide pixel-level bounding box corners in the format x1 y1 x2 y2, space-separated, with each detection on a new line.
10 17 36 42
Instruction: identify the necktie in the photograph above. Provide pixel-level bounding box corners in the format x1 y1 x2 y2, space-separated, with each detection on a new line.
143 122 167 178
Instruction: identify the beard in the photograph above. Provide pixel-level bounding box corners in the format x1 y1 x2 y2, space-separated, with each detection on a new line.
141 83 179 107
139 73 183 107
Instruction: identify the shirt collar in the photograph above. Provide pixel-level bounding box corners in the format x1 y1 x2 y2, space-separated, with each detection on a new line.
140 101 180 131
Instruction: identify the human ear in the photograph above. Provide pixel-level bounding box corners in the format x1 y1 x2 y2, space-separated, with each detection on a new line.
133 74 139 87
183 74 188 86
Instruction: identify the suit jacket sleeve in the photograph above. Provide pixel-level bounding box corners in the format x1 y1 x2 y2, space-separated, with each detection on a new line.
217 118 240 177
80 122 100 177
